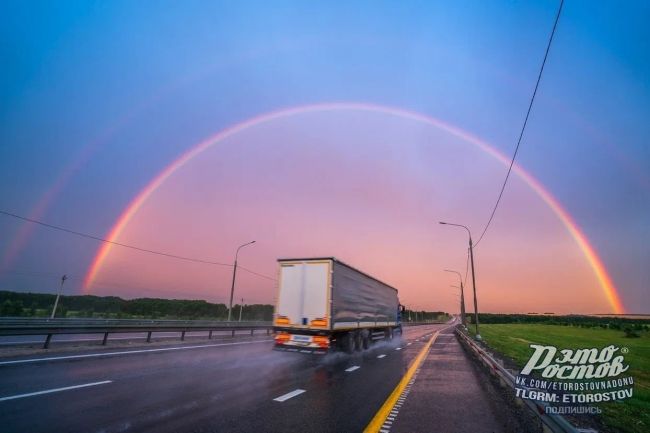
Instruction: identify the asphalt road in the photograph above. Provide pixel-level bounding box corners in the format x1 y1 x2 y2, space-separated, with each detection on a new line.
388 326 523 433
0 323 452 433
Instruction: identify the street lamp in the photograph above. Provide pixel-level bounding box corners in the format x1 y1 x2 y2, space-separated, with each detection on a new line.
449 285 466 327
439 222 481 340
446 268 467 327
227 241 255 321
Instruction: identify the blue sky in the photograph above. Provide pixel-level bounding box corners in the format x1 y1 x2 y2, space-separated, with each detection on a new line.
0 1 648 312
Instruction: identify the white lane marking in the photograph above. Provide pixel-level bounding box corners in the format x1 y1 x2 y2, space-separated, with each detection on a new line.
273 389 305 402
0 380 112 402
0 339 272 366
407 342 412 346
345 366 360 372
377 354 386 359
395 347 402 351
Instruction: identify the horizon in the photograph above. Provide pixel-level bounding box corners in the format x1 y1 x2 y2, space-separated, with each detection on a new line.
3 289 649 317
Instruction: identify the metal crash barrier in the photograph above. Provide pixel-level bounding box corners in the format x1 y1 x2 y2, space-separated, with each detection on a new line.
0 318 273 349
455 327 595 433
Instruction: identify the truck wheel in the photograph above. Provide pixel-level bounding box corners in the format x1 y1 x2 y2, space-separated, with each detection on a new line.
384 328 393 341
353 331 362 352
362 331 370 350
340 333 355 354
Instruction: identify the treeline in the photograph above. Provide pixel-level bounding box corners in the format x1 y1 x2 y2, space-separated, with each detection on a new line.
0 290 273 321
471 313 650 330
403 309 449 322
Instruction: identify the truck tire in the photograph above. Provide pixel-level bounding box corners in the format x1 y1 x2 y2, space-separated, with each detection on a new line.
361 330 370 350
384 327 393 341
340 332 355 354
353 331 362 352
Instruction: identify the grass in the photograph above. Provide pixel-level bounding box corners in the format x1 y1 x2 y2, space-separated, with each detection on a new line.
468 324 649 433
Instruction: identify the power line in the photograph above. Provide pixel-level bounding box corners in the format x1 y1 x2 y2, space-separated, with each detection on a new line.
5 270 214 296
0 209 276 281
474 0 564 248
4 269 276 302
0 209 230 266
238 265 277 281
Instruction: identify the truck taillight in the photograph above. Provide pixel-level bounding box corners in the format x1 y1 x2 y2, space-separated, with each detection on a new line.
312 335 330 348
310 318 328 327
275 316 290 325
275 332 290 344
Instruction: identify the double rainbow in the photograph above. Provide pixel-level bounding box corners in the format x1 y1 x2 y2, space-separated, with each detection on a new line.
82 102 625 314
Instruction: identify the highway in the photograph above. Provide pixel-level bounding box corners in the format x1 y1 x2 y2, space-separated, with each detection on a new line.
0 321 521 432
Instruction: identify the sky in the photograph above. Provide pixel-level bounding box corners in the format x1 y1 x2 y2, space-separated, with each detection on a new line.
0 0 648 314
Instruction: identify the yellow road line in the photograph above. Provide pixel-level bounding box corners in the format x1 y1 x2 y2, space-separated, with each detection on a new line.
363 329 442 433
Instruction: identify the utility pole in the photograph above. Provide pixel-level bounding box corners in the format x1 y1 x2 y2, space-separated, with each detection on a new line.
50 274 67 319
228 241 255 321
450 284 466 327
459 282 466 327
439 222 481 340
468 237 480 339
445 269 467 327
238 298 244 322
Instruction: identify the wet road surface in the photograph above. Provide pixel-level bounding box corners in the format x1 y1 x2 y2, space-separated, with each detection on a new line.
0 321 521 432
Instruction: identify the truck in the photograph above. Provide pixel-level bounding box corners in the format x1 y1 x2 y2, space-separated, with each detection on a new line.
273 257 402 354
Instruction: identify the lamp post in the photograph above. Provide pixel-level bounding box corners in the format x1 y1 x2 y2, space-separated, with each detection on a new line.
445 269 466 327
439 222 481 340
227 241 255 322
450 284 466 327
50 274 67 319
238 298 244 322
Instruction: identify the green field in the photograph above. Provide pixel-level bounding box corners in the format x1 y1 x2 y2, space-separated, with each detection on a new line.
469 324 649 433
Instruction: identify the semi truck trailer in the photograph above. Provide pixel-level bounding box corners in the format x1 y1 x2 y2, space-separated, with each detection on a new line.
273 257 402 354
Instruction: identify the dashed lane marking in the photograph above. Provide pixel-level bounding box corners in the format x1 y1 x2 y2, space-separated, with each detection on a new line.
345 366 361 372
377 354 386 359
273 389 306 402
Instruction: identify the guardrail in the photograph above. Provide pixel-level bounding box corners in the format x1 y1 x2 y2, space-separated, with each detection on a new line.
0 318 273 349
455 327 590 433
0 318 442 350
403 321 447 326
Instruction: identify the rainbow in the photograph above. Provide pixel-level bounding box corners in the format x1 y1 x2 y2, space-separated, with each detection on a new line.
82 102 625 313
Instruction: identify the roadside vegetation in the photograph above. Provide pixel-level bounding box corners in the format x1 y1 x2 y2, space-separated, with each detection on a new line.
0 290 273 321
475 313 650 330
0 290 448 323
469 322 649 433
403 309 449 323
